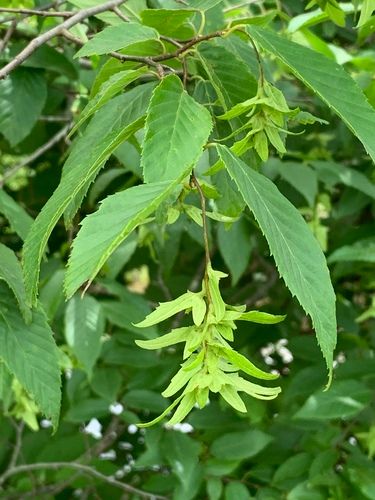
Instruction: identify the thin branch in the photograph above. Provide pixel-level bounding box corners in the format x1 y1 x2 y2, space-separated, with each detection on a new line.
0 0 67 24
0 7 72 18
0 19 18 53
0 124 71 188
0 462 167 499
111 6 130 22
8 421 25 470
0 0 127 80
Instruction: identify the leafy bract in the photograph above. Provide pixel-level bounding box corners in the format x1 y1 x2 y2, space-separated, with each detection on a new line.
23 83 155 306
0 244 31 323
246 25 375 163
239 310 286 324
75 23 159 58
217 145 336 382
0 284 61 429
141 74 213 183
65 178 185 298
65 296 105 378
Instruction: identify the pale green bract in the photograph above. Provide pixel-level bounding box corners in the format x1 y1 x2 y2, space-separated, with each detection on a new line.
134 265 282 427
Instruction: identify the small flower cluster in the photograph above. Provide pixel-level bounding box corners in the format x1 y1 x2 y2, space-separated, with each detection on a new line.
134 264 284 427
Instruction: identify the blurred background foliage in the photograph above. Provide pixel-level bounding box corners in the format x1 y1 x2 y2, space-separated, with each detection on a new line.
0 0 375 498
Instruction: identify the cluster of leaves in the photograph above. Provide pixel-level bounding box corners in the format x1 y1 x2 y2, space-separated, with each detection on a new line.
0 0 374 498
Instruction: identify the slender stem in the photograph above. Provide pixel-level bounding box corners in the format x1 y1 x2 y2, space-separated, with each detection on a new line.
0 462 166 499
191 172 212 304
0 7 72 18
0 124 71 188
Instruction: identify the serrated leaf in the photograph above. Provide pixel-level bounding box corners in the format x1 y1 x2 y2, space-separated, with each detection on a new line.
75 23 159 58
23 84 155 306
239 310 286 324
246 25 375 163
63 83 155 226
70 67 149 135
218 145 336 382
65 178 183 298
0 244 31 323
0 190 33 240
141 74 212 183
65 296 105 378
135 327 190 350
220 346 279 381
0 284 61 429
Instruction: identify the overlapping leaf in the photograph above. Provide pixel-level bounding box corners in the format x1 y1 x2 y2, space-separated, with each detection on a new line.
0 284 61 429
65 178 185 298
141 74 213 183
23 83 155 306
217 145 337 381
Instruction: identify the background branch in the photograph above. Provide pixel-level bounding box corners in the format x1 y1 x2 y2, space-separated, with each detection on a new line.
0 0 127 79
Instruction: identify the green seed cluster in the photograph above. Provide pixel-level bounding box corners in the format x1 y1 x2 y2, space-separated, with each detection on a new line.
135 264 284 427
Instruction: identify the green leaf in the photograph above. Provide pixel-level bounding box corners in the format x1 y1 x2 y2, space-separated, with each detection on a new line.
0 68 47 146
294 380 372 420
198 44 258 110
141 75 213 183
0 244 31 323
207 265 227 322
188 0 224 9
140 9 195 38
168 391 197 425
207 477 223 500
328 237 375 263
65 179 183 298
310 160 375 199
70 67 149 135
63 83 155 226
217 145 336 382
225 482 251 500
23 83 155 306
135 327 190 349
0 284 61 429
239 310 286 324
65 296 105 378
217 219 253 285
272 161 318 208
211 429 273 460
246 25 375 163
0 190 33 240
75 23 159 57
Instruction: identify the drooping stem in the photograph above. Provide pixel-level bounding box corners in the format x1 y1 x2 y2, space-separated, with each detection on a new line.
191 172 212 303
